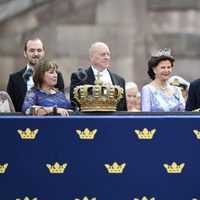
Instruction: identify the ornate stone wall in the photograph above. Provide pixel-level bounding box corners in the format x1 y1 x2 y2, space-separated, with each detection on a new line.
0 0 200 92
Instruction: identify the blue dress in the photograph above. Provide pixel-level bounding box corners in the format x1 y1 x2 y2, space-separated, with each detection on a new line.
22 89 72 112
141 84 185 112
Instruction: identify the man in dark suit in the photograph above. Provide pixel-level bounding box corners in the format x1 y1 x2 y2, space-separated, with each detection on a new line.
7 38 64 112
185 79 200 111
70 42 127 111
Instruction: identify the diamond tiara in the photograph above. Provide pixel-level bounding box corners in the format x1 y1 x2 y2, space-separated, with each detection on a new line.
151 48 171 58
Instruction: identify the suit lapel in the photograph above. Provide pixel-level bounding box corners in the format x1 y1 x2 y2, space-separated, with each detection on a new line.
19 67 27 98
109 70 117 85
86 67 96 84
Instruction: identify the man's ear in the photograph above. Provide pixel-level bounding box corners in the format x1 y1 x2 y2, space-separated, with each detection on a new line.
24 51 27 58
90 54 93 61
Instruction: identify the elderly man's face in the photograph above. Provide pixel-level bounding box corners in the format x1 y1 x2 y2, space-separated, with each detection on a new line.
90 43 110 69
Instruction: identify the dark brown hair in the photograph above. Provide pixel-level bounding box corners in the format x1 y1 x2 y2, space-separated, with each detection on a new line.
24 38 44 52
147 55 175 80
33 60 58 89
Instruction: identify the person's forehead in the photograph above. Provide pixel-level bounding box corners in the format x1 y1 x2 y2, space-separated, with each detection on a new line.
95 44 110 53
127 88 138 93
27 40 43 49
158 60 171 65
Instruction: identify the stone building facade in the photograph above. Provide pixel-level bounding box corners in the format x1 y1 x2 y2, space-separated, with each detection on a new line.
1 0 200 92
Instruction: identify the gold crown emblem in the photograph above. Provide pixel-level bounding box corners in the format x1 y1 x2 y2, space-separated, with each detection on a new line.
0 163 8 174
16 197 37 200
171 79 184 90
18 128 39 139
193 130 200 139
76 128 97 139
75 197 96 200
171 79 180 87
163 162 185 173
46 162 67 173
134 197 155 200
105 162 126 173
135 128 156 139
73 72 123 112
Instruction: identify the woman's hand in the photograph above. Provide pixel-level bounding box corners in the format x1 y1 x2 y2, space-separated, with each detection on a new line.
56 108 71 116
26 106 73 116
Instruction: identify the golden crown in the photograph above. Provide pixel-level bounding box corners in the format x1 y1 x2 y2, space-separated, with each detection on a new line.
46 162 67 173
73 72 123 112
0 163 8 174
76 128 97 139
134 128 156 139
193 130 200 139
163 162 185 173
18 128 39 139
75 197 96 200
16 197 37 200
134 197 155 200
105 162 126 173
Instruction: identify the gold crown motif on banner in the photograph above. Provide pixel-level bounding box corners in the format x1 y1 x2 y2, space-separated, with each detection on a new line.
75 197 96 200
16 197 37 200
193 130 200 139
105 162 126 173
163 162 185 173
0 163 8 174
18 128 39 139
46 162 67 173
134 197 155 200
73 72 123 112
76 128 97 139
134 128 156 139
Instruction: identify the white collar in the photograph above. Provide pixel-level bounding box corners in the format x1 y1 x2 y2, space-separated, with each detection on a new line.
26 65 34 71
91 66 109 76
91 66 112 84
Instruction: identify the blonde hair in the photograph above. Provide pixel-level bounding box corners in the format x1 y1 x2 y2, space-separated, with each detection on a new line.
125 81 138 91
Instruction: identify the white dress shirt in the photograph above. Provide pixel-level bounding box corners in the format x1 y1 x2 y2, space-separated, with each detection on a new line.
26 65 34 91
91 66 113 85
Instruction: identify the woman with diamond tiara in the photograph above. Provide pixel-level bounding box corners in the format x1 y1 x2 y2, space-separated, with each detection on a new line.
141 48 185 112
